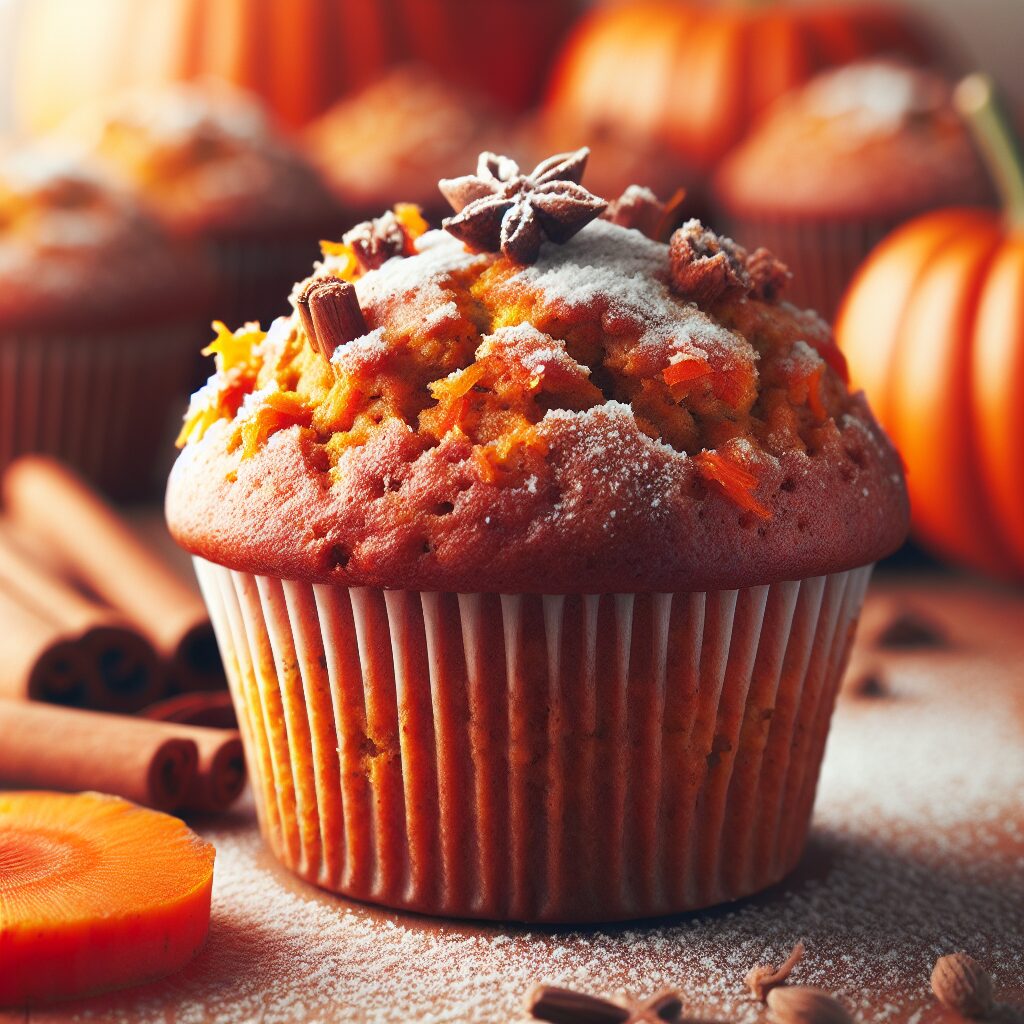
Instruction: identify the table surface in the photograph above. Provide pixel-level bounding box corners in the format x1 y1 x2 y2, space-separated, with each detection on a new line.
3 566 1023 1024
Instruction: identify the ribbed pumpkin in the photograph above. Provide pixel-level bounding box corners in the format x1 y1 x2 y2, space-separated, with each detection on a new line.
837 75 1024 580
544 0 936 173
13 0 575 132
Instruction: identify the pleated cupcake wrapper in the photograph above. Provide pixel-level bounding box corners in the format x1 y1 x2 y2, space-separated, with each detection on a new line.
0 322 199 499
721 214 900 322
195 558 872 922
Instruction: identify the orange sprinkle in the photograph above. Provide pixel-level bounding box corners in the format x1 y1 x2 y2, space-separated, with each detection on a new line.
694 450 772 519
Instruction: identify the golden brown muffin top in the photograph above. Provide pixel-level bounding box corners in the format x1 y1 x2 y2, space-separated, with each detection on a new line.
62 84 340 238
167 150 907 593
0 146 210 331
715 62 993 218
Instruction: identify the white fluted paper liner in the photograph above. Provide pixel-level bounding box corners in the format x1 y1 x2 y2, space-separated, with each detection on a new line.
0 322 198 498
195 558 872 922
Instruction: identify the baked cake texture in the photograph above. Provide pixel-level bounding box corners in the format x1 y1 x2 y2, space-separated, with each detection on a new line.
168 156 906 594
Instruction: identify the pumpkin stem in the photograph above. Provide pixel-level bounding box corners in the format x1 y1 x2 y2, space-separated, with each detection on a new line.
955 73 1024 229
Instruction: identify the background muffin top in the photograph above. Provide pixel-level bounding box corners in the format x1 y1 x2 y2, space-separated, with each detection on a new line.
0 146 210 331
61 84 341 238
715 61 993 218
167 150 908 594
304 66 521 223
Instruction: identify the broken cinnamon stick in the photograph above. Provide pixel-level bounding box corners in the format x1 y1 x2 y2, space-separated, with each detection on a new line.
0 524 163 711
0 581 93 706
173 723 246 813
142 691 237 729
297 277 367 363
0 699 198 812
1 457 222 692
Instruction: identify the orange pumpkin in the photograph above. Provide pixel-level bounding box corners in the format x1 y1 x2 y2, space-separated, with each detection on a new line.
837 75 1024 580
13 0 575 133
544 0 936 173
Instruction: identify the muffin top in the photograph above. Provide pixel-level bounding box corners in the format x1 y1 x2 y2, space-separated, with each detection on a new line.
715 62 992 218
62 84 340 238
167 149 908 593
0 146 210 331
304 67 520 221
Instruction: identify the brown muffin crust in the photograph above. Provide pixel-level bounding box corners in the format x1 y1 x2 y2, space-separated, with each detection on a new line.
715 62 993 220
0 146 210 332
167 194 907 593
62 84 341 239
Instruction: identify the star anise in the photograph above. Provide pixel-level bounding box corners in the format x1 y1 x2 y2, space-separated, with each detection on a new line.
527 984 685 1024
439 148 607 264
602 185 688 242
342 209 414 272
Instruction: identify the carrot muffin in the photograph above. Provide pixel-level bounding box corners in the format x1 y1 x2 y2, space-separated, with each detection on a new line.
168 149 908 922
714 61 993 319
62 83 344 331
0 146 211 497
304 66 522 225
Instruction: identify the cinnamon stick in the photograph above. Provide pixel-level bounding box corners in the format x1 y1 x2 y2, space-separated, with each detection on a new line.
0 699 198 812
142 691 237 729
297 278 367 363
1 457 222 692
0 582 94 707
173 723 246 813
0 524 164 711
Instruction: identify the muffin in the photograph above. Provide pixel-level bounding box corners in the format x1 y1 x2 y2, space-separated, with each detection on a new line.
62 83 345 331
167 149 908 922
304 66 522 225
0 146 212 498
714 61 994 320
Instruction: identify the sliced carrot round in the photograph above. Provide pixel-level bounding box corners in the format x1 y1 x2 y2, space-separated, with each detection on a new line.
0 791 215 1006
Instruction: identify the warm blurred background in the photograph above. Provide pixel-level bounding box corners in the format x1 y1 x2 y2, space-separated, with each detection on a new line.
0 0 1020 733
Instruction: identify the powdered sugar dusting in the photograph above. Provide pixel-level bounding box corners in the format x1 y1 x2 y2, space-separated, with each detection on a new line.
522 220 756 373
63 584 1024 1024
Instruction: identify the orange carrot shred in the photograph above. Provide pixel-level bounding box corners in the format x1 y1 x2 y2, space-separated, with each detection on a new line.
694 450 772 519
663 358 711 388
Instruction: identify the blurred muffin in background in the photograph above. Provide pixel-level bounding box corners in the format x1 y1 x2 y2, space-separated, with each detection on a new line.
714 61 994 321
62 83 345 330
0 147 212 498
526 116 705 229
304 66 524 224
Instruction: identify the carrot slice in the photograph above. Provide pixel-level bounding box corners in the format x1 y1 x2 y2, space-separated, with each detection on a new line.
0 791 215 1006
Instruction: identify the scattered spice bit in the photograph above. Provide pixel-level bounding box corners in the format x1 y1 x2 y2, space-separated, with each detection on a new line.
297 278 368 364
693 450 772 520
602 184 669 239
669 220 752 306
931 953 994 1018
766 986 853 1024
878 610 948 649
843 663 889 699
745 940 806 1002
746 246 791 301
439 148 606 264
527 983 685 1023
342 203 426 272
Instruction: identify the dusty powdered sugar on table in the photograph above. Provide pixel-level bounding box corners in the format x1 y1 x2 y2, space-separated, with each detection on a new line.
33 579 1024 1024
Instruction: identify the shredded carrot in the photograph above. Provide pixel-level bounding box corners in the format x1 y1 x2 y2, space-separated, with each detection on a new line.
806 364 827 421
394 202 428 243
238 391 312 458
694 450 772 519
663 358 712 388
